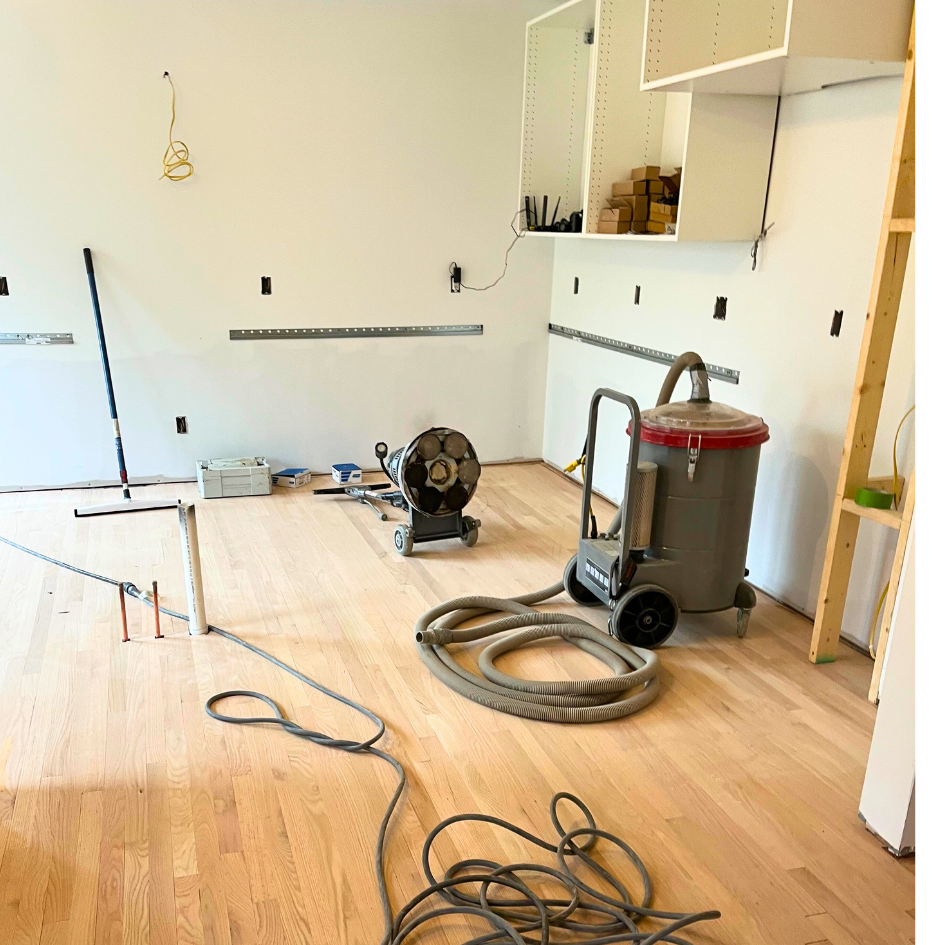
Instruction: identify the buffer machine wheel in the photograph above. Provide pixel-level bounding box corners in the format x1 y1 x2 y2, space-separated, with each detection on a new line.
609 584 679 648
393 525 415 557
460 516 480 547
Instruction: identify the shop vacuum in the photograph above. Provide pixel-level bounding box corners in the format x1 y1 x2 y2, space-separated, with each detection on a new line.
564 352 769 647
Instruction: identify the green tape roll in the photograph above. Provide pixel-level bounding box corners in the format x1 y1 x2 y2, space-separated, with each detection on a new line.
855 487 894 510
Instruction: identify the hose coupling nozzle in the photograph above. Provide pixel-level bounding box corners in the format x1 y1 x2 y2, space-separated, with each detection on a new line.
416 629 452 645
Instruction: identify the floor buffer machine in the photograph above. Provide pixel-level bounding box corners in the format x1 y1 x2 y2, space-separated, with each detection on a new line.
313 428 482 556
563 353 769 647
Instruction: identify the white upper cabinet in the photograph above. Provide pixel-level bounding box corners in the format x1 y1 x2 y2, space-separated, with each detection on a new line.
520 0 596 231
520 0 779 242
640 0 912 96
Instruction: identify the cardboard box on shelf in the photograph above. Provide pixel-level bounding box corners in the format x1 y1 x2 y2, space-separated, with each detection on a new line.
612 180 647 197
629 195 649 217
630 220 648 233
630 165 661 182
660 174 680 197
646 220 668 234
607 196 631 208
649 203 678 222
647 180 664 196
600 207 633 222
598 220 631 234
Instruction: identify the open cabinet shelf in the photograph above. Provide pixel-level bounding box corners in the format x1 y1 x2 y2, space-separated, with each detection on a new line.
641 0 912 96
520 0 779 243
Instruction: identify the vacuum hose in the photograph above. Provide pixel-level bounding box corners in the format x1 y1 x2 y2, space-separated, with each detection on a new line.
607 351 708 537
655 350 708 407
414 582 660 722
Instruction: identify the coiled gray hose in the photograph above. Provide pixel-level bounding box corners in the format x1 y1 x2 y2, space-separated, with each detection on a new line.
0 534 718 944
414 582 660 722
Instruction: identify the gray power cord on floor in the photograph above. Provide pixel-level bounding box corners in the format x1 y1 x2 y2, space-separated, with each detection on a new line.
0 533 719 945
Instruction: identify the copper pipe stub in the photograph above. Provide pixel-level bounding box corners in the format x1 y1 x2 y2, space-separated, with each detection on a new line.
119 583 129 643
153 580 163 639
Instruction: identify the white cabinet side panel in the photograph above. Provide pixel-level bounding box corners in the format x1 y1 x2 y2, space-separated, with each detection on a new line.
787 0 912 63
676 94 777 242
659 93 690 169
587 0 666 230
522 25 592 221
643 0 718 85
644 0 788 84
716 0 790 65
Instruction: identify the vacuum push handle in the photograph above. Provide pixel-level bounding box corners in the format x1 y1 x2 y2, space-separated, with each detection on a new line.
581 388 642 586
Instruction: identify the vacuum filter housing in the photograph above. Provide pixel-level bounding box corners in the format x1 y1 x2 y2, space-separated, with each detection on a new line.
387 428 481 517
628 461 657 550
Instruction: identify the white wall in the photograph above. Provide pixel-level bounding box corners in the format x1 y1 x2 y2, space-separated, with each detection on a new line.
543 77 914 646
0 0 556 487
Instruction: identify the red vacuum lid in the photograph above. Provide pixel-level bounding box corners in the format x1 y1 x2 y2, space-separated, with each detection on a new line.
628 399 769 449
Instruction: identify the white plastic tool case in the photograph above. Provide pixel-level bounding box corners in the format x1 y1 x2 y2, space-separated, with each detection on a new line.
196 457 271 498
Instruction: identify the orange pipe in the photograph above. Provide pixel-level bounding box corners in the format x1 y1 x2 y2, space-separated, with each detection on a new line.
119 583 129 643
153 581 163 639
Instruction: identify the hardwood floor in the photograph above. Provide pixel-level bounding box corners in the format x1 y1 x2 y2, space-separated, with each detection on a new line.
0 463 914 944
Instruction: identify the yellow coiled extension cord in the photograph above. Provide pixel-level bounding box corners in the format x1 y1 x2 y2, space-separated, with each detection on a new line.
161 73 193 182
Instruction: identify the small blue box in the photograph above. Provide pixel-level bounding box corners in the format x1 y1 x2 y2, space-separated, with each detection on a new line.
272 467 312 488
331 463 362 485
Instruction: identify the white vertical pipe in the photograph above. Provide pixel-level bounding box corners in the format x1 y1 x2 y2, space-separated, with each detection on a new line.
178 502 208 635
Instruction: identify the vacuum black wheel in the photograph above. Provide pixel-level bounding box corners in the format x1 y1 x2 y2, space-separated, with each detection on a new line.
394 525 414 557
610 584 678 648
460 516 480 547
563 554 603 607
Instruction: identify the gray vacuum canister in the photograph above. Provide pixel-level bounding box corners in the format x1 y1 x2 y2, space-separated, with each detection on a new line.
630 397 769 613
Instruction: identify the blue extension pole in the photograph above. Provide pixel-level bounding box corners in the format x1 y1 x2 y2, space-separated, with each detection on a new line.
83 248 132 500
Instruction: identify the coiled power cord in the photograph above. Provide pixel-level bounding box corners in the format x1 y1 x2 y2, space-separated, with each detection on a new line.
0 533 719 945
